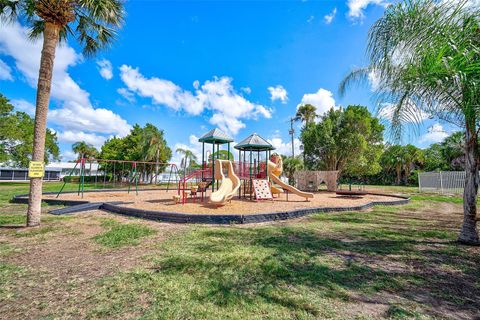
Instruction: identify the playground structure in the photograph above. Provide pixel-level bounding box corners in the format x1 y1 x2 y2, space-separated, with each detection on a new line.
55 128 336 205
31 126 411 224
56 158 180 198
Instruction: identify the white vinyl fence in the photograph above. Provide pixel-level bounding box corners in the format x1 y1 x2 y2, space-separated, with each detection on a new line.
418 171 471 194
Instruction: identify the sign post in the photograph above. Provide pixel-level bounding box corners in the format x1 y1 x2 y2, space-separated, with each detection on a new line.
28 161 45 179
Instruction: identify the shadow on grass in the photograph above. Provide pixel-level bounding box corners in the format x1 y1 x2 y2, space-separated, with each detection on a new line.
88 205 480 319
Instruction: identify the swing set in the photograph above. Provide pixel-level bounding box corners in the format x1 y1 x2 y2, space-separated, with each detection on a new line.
56 158 180 198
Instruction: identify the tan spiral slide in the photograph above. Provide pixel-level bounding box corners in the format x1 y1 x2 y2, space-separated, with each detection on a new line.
209 159 241 205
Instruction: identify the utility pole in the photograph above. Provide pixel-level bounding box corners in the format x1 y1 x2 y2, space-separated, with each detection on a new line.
289 117 295 157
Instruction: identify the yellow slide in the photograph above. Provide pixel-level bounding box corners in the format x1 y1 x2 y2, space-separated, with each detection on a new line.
209 159 241 205
267 159 314 201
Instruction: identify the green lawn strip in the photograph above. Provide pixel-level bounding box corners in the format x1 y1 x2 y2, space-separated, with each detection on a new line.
93 218 156 248
410 194 463 203
0 262 26 302
87 224 424 319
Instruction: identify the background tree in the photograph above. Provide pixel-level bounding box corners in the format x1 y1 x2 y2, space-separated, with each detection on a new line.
72 141 98 160
208 150 234 162
142 124 171 183
99 124 172 182
0 94 59 167
282 155 304 186
301 105 384 177
402 144 423 185
339 0 480 244
176 148 198 173
0 0 125 227
294 104 317 125
380 145 404 185
423 143 449 172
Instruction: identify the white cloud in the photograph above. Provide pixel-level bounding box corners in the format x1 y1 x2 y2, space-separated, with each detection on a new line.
0 59 13 80
60 150 77 162
368 69 381 91
419 123 449 144
48 101 131 137
97 59 113 80
268 136 301 157
117 87 136 103
297 88 337 115
347 0 389 20
57 130 107 149
241 87 252 94
377 102 430 124
11 99 35 115
119 65 272 135
324 8 337 24
268 85 288 103
0 21 131 137
307 15 315 23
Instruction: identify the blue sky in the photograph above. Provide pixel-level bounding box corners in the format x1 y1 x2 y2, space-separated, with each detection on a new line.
0 0 456 163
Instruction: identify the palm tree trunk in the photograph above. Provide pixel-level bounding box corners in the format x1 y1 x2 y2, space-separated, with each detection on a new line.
27 22 60 227
458 126 479 244
396 165 401 185
155 148 159 185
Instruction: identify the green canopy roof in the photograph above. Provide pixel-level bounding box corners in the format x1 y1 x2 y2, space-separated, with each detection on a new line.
234 133 275 151
198 128 234 144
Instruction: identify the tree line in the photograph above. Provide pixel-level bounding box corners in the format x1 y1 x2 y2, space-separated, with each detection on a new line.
289 104 466 187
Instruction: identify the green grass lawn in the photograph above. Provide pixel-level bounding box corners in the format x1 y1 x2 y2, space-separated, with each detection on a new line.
0 183 479 319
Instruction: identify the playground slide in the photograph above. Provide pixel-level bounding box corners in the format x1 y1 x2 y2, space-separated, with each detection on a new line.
210 160 241 205
267 160 314 200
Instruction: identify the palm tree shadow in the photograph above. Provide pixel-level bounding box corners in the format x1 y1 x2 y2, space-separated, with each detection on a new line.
156 226 480 318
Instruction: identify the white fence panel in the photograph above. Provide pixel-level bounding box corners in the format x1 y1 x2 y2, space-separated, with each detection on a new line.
418 171 474 194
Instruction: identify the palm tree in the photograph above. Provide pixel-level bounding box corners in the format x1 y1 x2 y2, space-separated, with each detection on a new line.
295 104 317 125
72 141 97 160
0 0 124 227
402 144 423 185
381 145 404 185
176 148 198 173
142 125 170 183
282 156 304 186
339 0 480 245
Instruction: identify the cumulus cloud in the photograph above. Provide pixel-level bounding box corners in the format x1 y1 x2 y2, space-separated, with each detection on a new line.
268 85 288 103
241 87 252 94
297 88 337 115
377 102 430 124
117 87 136 103
11 99 35 115
324 8 337 24
347 0 389 20
97 59 113 80
119 65 272 135
0 58 13 80
57 130 107 149
368 69 381 91
419 123 449 144
60 150 77 162
49 101 131 137
268 136 301 157
0 21 131 138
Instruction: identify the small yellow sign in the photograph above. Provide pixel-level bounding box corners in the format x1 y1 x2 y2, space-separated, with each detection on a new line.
28 161 45 178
